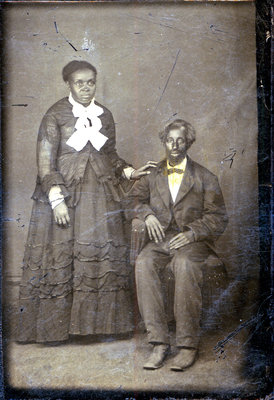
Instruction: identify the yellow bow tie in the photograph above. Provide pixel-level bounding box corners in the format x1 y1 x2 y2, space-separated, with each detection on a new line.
167 168 184 175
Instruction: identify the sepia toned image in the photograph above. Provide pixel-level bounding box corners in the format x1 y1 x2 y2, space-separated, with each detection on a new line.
1 0 270 397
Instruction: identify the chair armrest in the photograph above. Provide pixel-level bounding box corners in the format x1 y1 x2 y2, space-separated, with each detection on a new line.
129 218 148 266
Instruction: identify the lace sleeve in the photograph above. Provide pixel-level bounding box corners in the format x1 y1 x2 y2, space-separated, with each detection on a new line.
37 112 68 197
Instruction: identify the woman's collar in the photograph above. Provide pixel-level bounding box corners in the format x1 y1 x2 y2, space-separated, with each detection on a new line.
68 93 95 108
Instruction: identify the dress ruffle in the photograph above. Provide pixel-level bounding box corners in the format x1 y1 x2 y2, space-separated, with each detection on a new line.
69 289 133 335
24 240 128 269
19 263 73 299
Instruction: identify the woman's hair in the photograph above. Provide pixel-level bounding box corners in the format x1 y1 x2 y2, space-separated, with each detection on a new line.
62 61 97 82
159 119 196 150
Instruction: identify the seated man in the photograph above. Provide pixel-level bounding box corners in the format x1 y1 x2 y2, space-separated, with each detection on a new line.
127 119 228 371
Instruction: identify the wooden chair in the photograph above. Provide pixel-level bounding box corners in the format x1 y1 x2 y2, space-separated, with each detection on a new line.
130 218 228 330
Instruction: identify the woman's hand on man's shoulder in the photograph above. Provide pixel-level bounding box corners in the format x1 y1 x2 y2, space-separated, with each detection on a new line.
131 161 158 180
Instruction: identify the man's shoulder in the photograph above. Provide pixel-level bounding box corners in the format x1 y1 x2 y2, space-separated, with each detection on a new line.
189 158 218 182
146 160 166 178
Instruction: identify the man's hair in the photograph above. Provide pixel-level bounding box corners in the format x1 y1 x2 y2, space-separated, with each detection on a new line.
159 119 196 150
62 61 97 82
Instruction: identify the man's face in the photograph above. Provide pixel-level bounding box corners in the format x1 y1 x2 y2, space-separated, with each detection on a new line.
165 128 188 165
67 68 96 106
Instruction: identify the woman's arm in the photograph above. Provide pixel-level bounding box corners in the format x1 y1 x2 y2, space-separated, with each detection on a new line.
37 112 66 193
37 110 70 225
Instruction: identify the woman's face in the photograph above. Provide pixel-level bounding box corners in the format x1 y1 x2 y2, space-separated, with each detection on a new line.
67 68 96 106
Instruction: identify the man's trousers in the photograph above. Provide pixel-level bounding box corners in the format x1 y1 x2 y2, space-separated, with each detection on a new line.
135 235 212 348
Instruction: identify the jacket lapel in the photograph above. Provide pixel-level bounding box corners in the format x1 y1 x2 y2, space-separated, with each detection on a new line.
173 156 194 206
155 161 171 210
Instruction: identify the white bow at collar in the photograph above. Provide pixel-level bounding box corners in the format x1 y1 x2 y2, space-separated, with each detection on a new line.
66 93 108 152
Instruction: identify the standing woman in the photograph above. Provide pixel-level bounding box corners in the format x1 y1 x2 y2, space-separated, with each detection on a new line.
17 61 154 343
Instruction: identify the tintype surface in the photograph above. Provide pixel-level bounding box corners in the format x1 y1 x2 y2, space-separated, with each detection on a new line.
0 1 272 398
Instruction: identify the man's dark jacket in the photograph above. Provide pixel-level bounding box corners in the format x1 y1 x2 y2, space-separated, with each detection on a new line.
126 157 228 246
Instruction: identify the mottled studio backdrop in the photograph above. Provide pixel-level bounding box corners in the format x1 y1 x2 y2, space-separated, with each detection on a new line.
2 2 258 331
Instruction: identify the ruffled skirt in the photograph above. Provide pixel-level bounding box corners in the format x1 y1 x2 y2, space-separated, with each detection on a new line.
17 163 133 342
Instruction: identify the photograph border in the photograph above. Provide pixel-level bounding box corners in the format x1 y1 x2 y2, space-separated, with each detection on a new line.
0 0 273 399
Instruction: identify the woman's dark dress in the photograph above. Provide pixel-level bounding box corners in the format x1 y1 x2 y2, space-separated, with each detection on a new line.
18 97 133 342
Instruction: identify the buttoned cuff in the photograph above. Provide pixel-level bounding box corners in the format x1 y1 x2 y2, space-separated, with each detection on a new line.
48 185 65 209
123 167 136 180
41 172 65 195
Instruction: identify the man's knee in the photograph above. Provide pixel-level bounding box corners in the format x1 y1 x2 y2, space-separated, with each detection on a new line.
136 245 152 266
174 243 209 264
171 245 206 278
